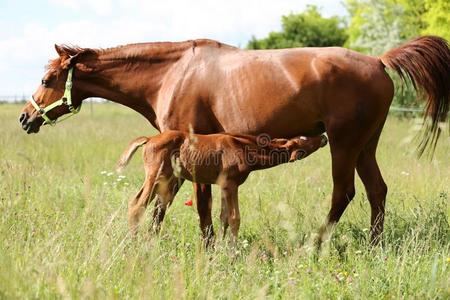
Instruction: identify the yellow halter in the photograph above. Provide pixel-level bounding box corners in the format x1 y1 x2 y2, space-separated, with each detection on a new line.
29 68 81 125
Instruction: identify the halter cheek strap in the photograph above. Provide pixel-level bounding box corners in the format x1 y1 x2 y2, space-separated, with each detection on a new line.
29 68 81 125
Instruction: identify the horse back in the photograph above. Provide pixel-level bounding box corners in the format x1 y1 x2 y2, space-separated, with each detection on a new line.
158 44 394 137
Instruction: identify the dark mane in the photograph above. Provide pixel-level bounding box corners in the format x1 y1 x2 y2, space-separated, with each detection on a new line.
46 39 234 72
46 45 97 73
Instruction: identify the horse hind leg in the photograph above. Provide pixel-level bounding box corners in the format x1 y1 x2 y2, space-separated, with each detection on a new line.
316 120 370 249
316 144 358 248
356 128 387 245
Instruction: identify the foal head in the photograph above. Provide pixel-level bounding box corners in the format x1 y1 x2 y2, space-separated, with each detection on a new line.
19 45 95 133
272 135 328 162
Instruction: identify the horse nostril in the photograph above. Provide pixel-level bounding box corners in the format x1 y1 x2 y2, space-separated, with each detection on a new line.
19 112 28 125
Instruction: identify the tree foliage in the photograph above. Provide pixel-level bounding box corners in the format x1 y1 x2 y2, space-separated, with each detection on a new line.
421 0 450 40
345 0 405 54
247 6 347 49
246 1 448 108
345 0 449 53
345 0 449 108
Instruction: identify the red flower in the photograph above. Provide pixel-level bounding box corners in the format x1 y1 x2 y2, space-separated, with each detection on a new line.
184 199 193 206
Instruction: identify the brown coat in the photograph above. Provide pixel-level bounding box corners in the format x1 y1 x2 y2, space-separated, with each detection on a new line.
118 130 327 240
21 36 449 245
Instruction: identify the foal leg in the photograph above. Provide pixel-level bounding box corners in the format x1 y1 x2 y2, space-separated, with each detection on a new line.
128 171 159 235
220 197 229 239
356 130 387 245
222 182 240 245
194 183 215 247
151 178 184 233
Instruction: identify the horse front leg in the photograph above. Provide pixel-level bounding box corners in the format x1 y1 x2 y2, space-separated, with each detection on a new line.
194 183 215 247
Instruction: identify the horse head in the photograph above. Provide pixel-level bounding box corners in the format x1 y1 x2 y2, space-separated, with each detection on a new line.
19 45 93 133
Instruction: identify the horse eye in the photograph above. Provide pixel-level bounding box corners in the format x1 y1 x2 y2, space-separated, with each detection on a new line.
41 79 48 87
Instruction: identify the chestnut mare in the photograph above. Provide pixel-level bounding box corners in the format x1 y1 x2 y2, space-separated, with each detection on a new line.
19 36 450 246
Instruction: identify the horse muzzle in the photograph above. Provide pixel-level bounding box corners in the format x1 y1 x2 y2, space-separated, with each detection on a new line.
19 112 42 134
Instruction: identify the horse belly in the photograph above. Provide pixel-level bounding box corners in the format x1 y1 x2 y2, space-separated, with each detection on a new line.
213 83 323 137
226 100 322 137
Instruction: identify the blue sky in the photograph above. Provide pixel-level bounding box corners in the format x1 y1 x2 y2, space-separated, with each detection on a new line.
0 0 346 97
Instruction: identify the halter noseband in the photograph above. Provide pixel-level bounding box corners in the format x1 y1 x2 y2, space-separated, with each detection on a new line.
29 67 81 125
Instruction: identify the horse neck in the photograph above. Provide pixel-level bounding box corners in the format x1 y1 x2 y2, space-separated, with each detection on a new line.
80 42 191 127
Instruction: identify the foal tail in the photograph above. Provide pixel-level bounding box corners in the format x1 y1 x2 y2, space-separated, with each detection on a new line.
380 35 450 155
116 136 149 172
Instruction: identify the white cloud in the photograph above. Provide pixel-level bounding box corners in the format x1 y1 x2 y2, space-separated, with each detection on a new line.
0 0 346 96
49 0 113 15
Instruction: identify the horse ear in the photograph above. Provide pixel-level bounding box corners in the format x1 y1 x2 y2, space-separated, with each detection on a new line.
54 44 89 70
60 53 81 70
55 44 67 58
55 44 73 69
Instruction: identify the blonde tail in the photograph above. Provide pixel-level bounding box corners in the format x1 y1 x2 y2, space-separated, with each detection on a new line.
116 136 149 172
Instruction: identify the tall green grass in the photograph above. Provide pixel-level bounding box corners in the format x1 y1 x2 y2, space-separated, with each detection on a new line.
1 103 449 299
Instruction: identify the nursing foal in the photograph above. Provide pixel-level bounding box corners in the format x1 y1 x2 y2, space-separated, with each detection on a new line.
118 130 327 242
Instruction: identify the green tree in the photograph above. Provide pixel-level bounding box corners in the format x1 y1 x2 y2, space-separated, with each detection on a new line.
344 0 449 109
422 0 450 40
345 0 449 52
345 0 407 54
247 6 347 49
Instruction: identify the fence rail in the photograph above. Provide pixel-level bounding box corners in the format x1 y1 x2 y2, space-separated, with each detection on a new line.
0 95 29 103
0 96 430 114
389 106 423 113
0 97 106 104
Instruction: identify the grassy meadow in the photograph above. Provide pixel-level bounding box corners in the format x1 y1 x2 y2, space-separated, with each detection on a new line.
0 103 449 299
